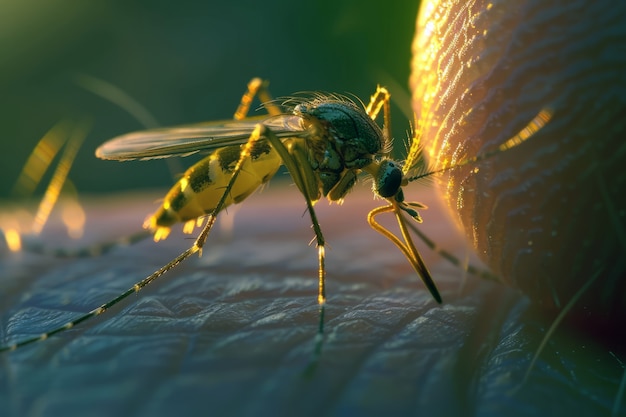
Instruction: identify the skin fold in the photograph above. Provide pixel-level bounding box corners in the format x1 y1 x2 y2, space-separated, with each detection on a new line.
411 0 626 331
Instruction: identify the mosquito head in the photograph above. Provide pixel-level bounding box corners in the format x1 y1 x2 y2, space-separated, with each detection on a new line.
371 159 403 198
365 158 425 222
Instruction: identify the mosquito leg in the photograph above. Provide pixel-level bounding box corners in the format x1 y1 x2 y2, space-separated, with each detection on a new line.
18 230 152 258
367 192 508 293
8 120 153 259
365 86 393 154
20 121 88 235
33 122 83 237
393 205 441 302
12 121 72 199
368 203 441 303
259 129 327 304
234 78 281 120
3 121 95 257
254 125 329 369
0 239 201 352
404 219 501 282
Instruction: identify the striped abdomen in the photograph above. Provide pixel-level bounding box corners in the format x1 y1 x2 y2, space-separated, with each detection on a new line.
145 141 281 241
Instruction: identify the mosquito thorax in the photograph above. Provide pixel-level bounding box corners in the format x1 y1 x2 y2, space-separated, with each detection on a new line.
293 98 385 200
293 100 383 165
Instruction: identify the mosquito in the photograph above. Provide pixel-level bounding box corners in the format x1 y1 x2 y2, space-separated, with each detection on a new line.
0 78 552 352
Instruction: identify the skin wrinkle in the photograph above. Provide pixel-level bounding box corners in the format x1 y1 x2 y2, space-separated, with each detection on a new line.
2 185 623 416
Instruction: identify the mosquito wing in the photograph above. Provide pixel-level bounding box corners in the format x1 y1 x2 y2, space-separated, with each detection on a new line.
96 114 304 161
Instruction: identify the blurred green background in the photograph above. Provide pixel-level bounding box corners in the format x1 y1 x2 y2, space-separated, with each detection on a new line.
0 0 419 198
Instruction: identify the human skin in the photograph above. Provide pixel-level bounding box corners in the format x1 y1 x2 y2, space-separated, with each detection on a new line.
411 0 626 333
0 187 623 416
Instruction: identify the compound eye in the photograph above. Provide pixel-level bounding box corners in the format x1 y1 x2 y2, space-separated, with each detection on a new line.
376 160 402 198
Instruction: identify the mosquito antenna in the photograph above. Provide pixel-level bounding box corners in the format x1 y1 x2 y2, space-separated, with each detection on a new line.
406 108 553 183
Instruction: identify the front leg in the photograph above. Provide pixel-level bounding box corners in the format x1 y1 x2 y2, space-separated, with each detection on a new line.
255 125 327 305
257 124 329 371
365 86 392 155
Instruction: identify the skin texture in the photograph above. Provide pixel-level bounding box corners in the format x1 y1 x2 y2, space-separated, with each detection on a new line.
0 2 624 415
411 0 626 335
0 187 624 416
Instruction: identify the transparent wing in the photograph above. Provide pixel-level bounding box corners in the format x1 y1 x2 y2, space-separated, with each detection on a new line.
96 114 304 161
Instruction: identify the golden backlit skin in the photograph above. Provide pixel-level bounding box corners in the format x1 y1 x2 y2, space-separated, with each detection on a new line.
411 0 626 327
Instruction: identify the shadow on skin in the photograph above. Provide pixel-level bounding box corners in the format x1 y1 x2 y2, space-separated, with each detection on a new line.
0 186 624 416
